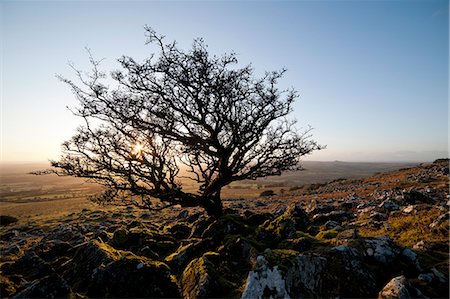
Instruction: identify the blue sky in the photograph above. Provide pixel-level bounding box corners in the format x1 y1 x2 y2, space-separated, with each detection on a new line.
1 0 448 163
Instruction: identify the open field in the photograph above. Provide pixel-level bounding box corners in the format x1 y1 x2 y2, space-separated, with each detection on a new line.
0 161 419 219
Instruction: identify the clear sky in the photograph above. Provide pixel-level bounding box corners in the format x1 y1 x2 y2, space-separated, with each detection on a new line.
1 0 448 163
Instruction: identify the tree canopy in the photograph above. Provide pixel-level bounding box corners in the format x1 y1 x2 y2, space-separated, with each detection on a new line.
50 26 323 217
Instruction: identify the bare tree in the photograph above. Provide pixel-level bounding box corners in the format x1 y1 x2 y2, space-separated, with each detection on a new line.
50 26 323 217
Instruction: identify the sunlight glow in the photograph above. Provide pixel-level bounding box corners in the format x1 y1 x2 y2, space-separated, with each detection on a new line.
131 142 144 158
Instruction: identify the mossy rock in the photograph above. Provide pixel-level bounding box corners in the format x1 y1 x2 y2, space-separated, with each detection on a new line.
258 215 297 244
166 223 192 240
88 255 179 298
201 214 250 241
62 240 123 290
278 237 312 252
165 242 198 270
220 235 255 262
264 249 301 273
188 216 213 238
180 256 235 298
112 228 129 248
245 212 273 227
12 273 71 298
144 239 178 258
316 229 340 240
63 240 179 297
284 204 310 230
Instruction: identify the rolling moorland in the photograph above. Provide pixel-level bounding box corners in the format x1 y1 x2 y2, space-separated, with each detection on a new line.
0 159 448 298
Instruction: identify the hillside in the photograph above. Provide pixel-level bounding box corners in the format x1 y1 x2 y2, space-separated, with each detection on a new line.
0 159 448 298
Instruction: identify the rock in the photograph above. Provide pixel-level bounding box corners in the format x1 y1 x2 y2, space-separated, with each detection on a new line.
63 240 120 290
305 202 333 215
165 240 204 270
112 227 129 248
221 235 254 262
1 244 22 257
138 246 160 260
167 223 191 240
401 248 417 262
401 248 421 272
10 251 53 281
284 254 327 297
340 200 357 210
33 240 73 262
418 273 433 283
246 212 273 226
242 246 381 298
258 215 297 241
189 216 215 238
1 230 20 242
12 274 70 299
284 204 309 230
241 256 290 299
378 200 399 211
429 212 449 229
378 275 425 299
412 241 426 250
181 256 230 299
403 190 435 205
430 268 447 283
184 211 203 223
140 212 152 219
260 190 275 197
312 210 355 224
45 224 85 243
176 210 189 219
0 215 19 226
402 205 416 214
370 212 388 221
278 237 312 252
255 201 268 207
201 214 248 241
363 237 401 264
358 205 376 215
88 256 179 298
126 220 141 229
324 220 343 230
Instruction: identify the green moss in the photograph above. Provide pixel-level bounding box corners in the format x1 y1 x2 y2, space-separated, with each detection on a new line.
259 215 296 241
181 256 236 298
201 214 250 240
306 225 320 236
94 239 123 260
264 249 300 273
316 229 339 240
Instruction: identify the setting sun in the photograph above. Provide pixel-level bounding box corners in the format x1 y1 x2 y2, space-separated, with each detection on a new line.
131 142 144 157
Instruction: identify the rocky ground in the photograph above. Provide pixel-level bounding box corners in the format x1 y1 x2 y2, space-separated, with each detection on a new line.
0 159 449 298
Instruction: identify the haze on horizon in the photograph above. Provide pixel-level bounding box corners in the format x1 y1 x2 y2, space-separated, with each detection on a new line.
1 1 448 164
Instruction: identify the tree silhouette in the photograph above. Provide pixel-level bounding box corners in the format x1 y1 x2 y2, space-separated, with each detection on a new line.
51 26 322 217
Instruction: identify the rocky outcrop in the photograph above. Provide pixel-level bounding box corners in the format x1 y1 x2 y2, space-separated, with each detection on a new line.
62 240 179 297
181 255 231 299
88 256 179 298
378 275 425 299
12 273 70 299
241 256 289 299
